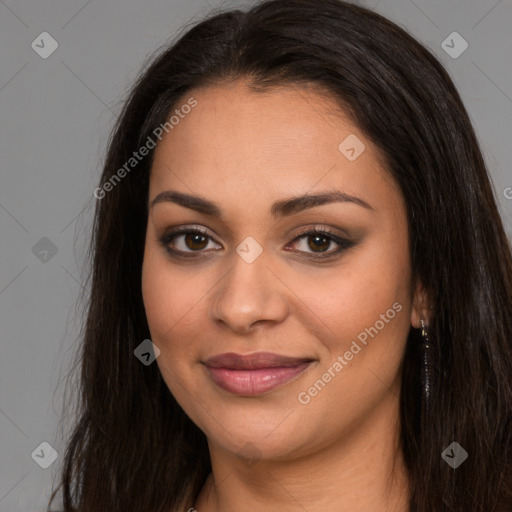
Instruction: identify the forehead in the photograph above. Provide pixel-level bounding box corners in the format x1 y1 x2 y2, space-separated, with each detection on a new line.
148 81 400 216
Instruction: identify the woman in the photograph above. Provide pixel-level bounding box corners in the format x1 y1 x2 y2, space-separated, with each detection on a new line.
48 0 512 510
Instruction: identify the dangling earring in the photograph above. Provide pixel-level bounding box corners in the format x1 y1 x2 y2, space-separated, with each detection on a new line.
420 318 432 414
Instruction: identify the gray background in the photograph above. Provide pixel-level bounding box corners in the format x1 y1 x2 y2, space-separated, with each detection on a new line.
0 0 511 510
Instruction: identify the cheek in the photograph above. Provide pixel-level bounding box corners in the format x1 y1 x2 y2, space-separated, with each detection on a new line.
141 242 199 345
331 226 411 384
302 242 412 415
141 251 174 338
293 250 411 431
293 235 410 353
141 247 204 402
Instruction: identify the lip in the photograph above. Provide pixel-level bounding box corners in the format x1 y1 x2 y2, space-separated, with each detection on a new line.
203 352 315 396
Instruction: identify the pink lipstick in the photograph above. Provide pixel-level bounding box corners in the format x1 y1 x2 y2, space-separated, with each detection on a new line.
203 352 314 396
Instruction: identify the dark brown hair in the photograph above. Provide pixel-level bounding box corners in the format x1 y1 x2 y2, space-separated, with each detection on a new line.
48 0 512 510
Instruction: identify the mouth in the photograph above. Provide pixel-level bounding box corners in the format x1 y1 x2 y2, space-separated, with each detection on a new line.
203 352 315 396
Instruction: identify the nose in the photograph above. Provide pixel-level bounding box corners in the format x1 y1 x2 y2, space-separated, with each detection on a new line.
210 249 289 334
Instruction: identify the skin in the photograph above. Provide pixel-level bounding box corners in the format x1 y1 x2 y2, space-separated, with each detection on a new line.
141 79 430 511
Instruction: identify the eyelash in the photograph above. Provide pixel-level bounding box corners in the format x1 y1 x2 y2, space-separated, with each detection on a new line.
158 225 355 261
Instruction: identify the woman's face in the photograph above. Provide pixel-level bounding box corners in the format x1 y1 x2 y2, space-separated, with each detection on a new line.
142 81 424 462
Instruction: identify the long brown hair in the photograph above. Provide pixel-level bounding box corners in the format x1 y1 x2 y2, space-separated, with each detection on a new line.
48 0 512 510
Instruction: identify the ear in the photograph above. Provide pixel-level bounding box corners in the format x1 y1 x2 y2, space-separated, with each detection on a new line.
410 280 431 329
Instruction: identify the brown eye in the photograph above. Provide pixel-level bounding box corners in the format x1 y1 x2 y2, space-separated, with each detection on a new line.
305 234 332 252
159 227 220 256
288 228 354 258
182 232 209 251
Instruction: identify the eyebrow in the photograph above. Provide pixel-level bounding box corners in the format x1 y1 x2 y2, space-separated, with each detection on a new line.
149 189 374 219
